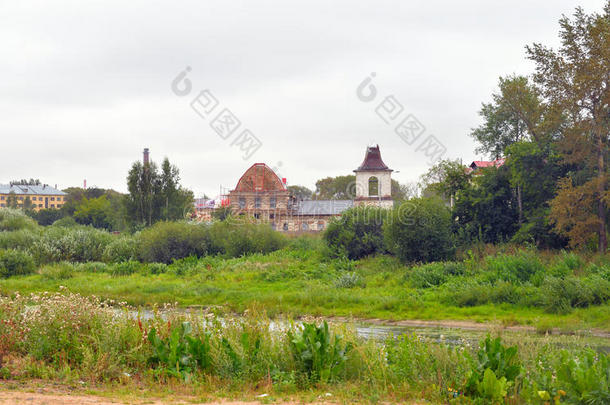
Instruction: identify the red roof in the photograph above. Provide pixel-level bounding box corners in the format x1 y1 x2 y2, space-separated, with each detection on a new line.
469 158 505 169
233 163 286 192
354 145 392 172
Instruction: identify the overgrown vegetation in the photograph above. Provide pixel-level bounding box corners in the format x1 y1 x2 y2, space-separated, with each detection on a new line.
0 291 608 403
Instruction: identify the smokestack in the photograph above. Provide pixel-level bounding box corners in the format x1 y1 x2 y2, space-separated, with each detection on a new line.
143 148 150 165
84 179 87 189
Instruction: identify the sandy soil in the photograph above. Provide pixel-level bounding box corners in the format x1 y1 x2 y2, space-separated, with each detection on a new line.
0 385 335 405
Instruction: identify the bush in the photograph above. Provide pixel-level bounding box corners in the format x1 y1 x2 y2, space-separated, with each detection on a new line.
0 249 36 278
0 208 38 231
31 226 113 264
0 229 41 250
541 276 603 314
384 198 455 263
139 221 211 264
102 235 139 263
484 250 544 283
324 206 388 260
209 220 286 258
39 263 75 280
334 272 362 288
408 262 464 289
111 260 142 276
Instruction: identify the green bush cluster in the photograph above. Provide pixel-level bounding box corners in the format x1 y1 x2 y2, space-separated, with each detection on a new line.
325 198 455 263
0 249 36 278
0 208 38 231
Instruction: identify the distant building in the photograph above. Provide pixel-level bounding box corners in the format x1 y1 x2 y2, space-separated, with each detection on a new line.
353 145 394 209
226 145 393 232
0 184 67 210
466 158 505 175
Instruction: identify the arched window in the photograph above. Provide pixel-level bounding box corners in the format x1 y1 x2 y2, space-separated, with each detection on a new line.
368 176 379 196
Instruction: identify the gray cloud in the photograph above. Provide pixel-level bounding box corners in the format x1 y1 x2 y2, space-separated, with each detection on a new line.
0 0 606 197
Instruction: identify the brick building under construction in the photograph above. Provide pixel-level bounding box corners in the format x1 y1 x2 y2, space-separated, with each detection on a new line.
227 144 393 232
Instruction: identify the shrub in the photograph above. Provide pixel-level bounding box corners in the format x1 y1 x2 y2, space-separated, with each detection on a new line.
31 226 113 264
334 272 362 288
75 262 109 273
138 221 211 264
542 276 600 314
39 263 75 280
52 216 78 227
0 208 38 231
111 260 142 276
408 262 464 289
484 250 544 283
0 249 36 278
209 220 286 258
145 262 169 275
102 235 139 263
0 229 41 250
384 198 454 263
324 206 388 260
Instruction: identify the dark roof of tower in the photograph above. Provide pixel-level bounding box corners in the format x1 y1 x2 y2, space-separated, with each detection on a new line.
354 145 392 172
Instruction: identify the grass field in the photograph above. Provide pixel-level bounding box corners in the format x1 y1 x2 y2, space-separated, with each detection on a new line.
2 242 609 332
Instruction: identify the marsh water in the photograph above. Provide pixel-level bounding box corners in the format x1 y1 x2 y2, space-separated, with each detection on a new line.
129 308 610 352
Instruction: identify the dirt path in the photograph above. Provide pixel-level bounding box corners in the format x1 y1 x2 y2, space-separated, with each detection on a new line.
0 385 337 405
0 390 315 405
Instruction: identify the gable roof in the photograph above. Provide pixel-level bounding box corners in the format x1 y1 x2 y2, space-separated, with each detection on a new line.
354 145 392 172
0 184 66 196
469 158 506 169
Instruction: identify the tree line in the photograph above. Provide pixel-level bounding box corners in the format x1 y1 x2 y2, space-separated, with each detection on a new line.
421 4 609 253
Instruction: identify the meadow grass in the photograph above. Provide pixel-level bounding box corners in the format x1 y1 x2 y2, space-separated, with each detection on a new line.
1 248 609 332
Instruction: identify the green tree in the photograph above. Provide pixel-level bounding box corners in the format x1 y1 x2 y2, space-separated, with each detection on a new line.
73 195 113 229
159 157 194 221
527 5 609 252
288 185 313 200
125 157 193 227
324 206 388 259
313 175 356 200
6 192 18 209
419 159 470 207
384 198 454 263
470 75 545 159
453 166 519 244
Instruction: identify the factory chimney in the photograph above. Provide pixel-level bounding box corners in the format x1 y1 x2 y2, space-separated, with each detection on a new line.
143 148 150 165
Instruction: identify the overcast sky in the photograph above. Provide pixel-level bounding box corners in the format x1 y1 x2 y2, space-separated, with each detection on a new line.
1 0 606 198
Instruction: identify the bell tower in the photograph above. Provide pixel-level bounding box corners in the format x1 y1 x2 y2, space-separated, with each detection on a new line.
353 145 393 208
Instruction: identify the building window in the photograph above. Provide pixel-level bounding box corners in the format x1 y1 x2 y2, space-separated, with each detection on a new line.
0 204 4 207
368 176 379 196
0 196 4 200
50 204 54 208
239 197 246 209
270 196 276 209
18 196 23 201
254 213 260 219
269 213 275 219
318 222 324 230
302 223 309 231
38 204 42 208
282 223 288 231
51 197 55 201
255 196 261 208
